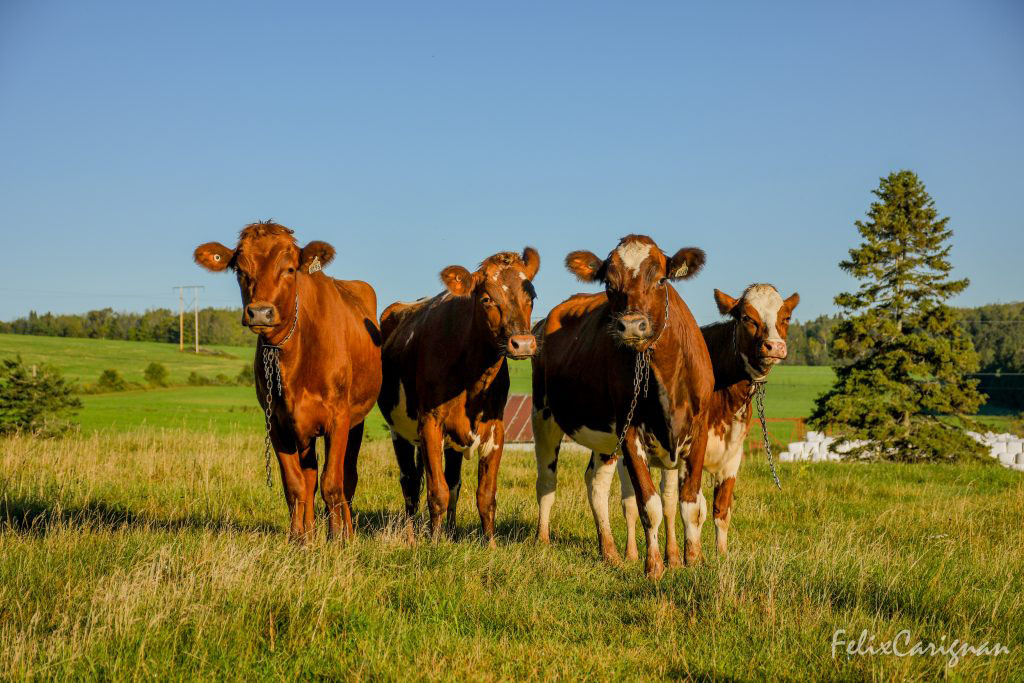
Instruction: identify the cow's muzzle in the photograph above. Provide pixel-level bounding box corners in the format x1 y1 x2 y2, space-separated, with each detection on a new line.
244 303 278 328
505 334 537 359
760 339 787 360
615 313 653 348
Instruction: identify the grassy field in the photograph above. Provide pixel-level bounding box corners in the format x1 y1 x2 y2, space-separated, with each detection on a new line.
0 333 255 386
2 334 830 438
1 429 1021 679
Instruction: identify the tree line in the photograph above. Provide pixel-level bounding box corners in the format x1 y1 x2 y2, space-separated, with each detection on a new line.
785 303 1024 373
0 307 256 347
4 303 1019 376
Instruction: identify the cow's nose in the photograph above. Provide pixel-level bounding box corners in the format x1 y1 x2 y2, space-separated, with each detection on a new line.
616 314 652 340
507 334 537 358
761 339 787 359
245 305 275 326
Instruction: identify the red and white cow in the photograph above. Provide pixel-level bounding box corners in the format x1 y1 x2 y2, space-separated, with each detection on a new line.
619 284 799 558
531 235 713 578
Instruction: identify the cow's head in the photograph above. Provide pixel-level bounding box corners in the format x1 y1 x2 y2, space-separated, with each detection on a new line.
440 247 540 359
714 284 800 379
566 235 705 350
193 221 334 335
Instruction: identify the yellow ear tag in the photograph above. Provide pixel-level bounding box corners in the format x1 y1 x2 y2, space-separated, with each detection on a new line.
308 256 322 274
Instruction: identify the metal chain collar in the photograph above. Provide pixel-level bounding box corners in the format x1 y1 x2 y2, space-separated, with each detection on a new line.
257 293 299 489
753 380 782 490
613 281 670 457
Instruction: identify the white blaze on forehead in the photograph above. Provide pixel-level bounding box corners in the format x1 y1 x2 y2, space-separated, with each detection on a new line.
744 285 786 340
616 241 652 276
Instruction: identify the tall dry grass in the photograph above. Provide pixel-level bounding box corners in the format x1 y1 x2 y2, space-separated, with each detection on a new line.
1 429 1022 680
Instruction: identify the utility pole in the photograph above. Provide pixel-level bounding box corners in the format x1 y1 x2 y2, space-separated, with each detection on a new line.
172 286 205 353
177 287 184 351
194 287 200 353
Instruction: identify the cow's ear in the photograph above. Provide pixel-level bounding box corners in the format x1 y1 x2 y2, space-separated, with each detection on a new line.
440 265 476 297
565 250 603 282
714 289 738 315
521 246 540 280
666 247 705 281
194 242 235 272
300 241 335 273
783 292 800 313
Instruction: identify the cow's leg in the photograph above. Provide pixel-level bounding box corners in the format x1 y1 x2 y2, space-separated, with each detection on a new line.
444 448 463 537
712 443 742 555
419 418 450 540
660 468 682 568
620 428 664 579
713 475 736 555
322 414 353 541
272 430 309 543
679 426 709 566
475 422 504 548
617 459 640 561
342 421 363 536
533 408 564 543
585 451 621 565
392 432 422 542
300 440 319 538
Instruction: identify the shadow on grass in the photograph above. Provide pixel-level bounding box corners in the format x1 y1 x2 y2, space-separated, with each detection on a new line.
0 495 278 536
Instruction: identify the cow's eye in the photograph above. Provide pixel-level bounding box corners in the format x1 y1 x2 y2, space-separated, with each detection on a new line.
287 267 295 274
743 315 754 324
480 295 492 305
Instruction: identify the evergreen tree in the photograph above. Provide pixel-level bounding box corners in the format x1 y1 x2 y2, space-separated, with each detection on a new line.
810 170 986 461
0 356 82 436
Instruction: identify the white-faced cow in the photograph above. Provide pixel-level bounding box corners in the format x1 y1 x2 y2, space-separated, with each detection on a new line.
532 235 713 578
194 221 383 543
378 248 540 546
619 284 799 558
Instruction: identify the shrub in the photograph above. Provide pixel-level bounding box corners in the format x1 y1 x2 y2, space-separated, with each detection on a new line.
187 371 211 386
0 356 82 436
144 362 169 387
96 369 127 392
236 363 254 386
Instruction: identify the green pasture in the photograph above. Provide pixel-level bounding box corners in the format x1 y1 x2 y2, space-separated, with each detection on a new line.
0 333 254 386
1 430 1021 679
4 333 1017 442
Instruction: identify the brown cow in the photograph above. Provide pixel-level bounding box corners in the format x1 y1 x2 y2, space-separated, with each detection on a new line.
619 284 799 558
378 248 539 545
532 235 713 578
194 221 382 542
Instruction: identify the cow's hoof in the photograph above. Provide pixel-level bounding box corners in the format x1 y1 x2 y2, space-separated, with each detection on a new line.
625 543 639 562
645 556 665 580
536 530 551 545
600 546 623 567
685 549 705 566
666 550 683 569
484 537 498 549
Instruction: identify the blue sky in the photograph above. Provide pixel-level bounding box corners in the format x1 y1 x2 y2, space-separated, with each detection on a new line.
1 1 1022 326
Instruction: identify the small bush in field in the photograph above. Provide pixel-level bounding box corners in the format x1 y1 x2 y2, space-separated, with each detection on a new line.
236 363 254 386
96 369 127 392
144 362 169 387
187 371 211 386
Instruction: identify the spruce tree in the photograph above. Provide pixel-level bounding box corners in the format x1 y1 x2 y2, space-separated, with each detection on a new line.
0 356 82 436
810 170 986 461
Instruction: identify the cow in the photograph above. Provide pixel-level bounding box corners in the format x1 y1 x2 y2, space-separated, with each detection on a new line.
378 248 540 546
193 221 382 542
618 284 800 559
532 235 713 578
